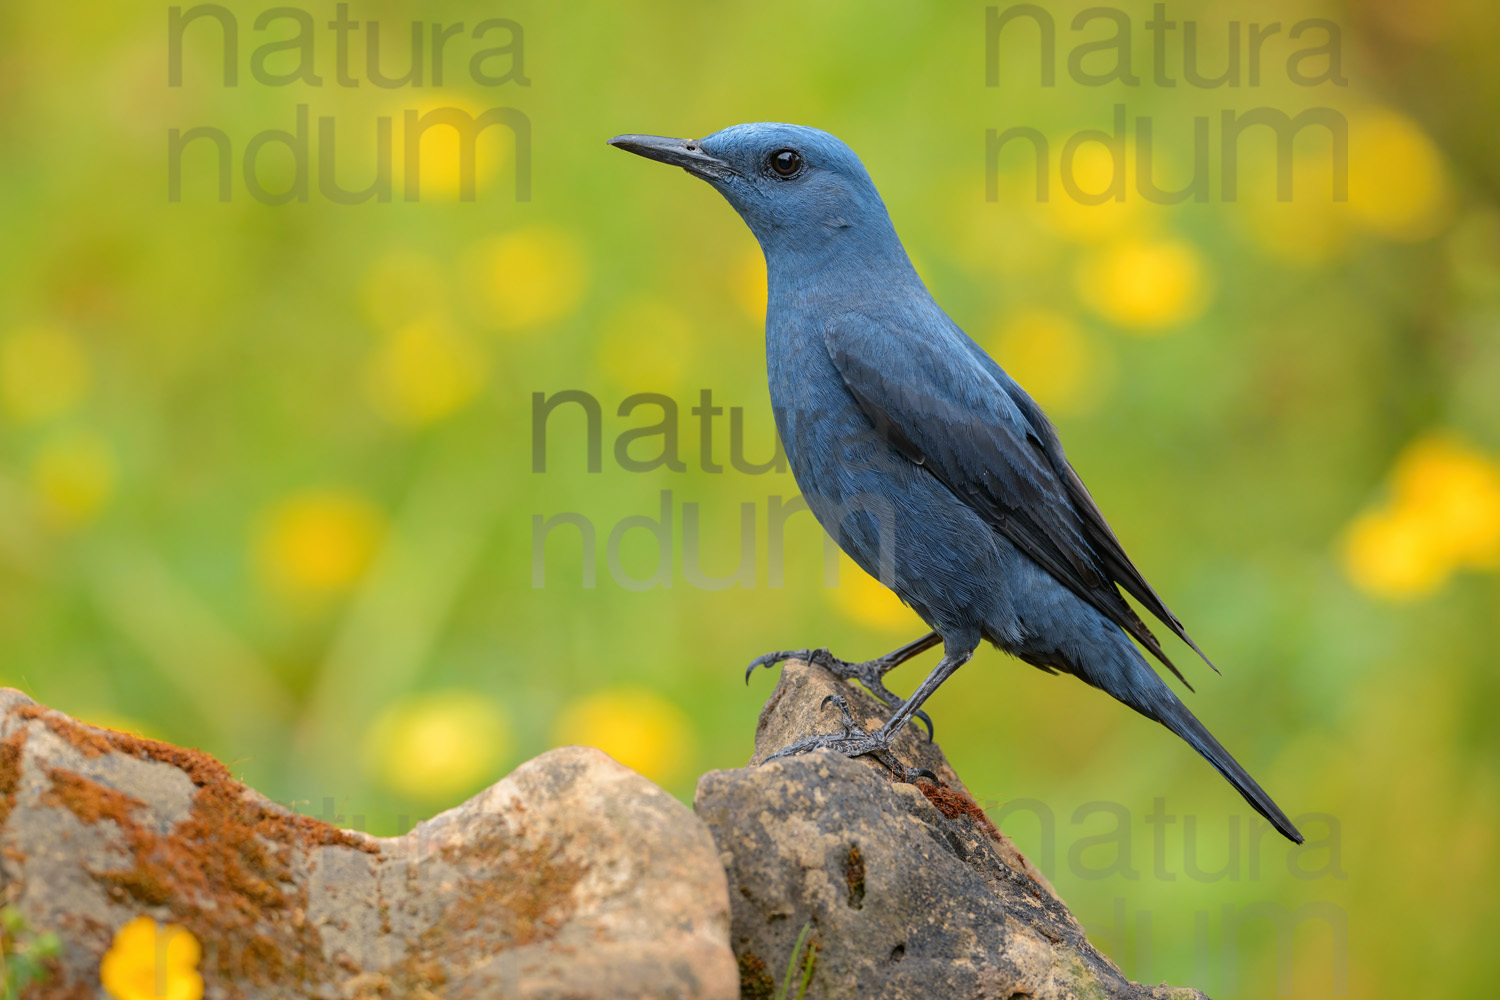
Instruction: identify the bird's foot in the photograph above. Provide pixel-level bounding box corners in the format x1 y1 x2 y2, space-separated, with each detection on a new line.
746 646 935 740
763 694 937 785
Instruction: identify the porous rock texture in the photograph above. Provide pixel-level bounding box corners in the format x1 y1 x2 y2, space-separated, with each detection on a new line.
0 687 736 1000
0 663 1211 1000
696 658 1208 999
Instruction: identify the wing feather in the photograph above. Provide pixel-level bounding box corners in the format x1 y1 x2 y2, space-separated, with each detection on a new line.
823 316 1208 688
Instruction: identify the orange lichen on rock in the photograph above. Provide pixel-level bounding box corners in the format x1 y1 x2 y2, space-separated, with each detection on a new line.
100 768 328 987
17 704 112 758
8 700 387 994
379 820 588 992
13 701 371 851
919 783 1004 842
3 700 738 1000
0 727 28 828
43 768 146 828
428 832 587 949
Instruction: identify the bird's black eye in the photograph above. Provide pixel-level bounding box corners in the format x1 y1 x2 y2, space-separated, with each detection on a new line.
769 149 803 178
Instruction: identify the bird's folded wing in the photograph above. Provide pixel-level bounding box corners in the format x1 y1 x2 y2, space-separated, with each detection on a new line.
990 365 1218 674
822 314 1200 689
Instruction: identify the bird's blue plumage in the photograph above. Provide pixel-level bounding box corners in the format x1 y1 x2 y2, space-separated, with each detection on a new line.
610 122 1301 843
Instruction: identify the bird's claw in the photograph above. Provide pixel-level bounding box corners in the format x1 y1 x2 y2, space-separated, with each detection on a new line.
763 692 928 785
745 648 816 684
819 692 860 737
745 645 936 742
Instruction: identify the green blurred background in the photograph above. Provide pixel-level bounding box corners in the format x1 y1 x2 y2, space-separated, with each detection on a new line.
2 0 1497 996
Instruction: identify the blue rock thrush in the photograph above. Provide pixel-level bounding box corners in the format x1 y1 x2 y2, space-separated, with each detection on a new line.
609 123 1302 843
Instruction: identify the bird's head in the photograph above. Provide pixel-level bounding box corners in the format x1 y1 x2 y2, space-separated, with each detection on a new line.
608 122 902 268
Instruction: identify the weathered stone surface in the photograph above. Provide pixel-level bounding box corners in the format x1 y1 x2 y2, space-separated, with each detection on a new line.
696 659 1208 999
0 663 1214 1000
0 688 737 1000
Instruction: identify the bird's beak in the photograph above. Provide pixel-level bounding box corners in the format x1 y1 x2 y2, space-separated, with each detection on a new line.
607 134 738 182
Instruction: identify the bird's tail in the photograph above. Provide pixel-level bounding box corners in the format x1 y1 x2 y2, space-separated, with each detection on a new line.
1087 646 1304 844
1150 686 1303 844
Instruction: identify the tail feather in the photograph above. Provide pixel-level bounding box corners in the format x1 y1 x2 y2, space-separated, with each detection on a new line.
1083 645 1304 844
1148 687 1303 844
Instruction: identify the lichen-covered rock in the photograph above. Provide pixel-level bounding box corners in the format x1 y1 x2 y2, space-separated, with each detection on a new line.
0 688 736 1000
696 659 1208 1000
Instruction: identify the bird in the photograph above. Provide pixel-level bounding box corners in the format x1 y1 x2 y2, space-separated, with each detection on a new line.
608 123 1303 844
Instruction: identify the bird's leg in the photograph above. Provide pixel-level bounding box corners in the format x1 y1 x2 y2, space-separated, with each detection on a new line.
764 643 974 781
870 647 970 743
746 631 942 738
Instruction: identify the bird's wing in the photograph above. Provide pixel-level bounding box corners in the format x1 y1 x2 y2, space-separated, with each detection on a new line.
822 313 1203 689
987 362 1218 674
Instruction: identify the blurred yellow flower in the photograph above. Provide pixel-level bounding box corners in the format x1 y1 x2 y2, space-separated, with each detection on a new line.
728 245 768 322
1347 108 1452 243
256 489 384 597
1078 237 1209 331
467 226 586 334
32 431 115 529
101 916 203 1000
551 688 695 786
1342 434 1500 599
991 308 1112 415
598 296 695 389
364 318 488 427
1035 143 1138 243
1 325 89 422
361 251 447 333
827 553 925 633
365 691 511 801
1342 506 1450 600
1389 436 1500 568
394 97 509 202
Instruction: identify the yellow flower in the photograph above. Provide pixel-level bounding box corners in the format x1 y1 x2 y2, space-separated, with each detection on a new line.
1342 506 1450 600
364 318 488 426
1389 436 1500 568
32 431 115 529
394 96 510 202
101 916 203 1000
827 553 926 633
1077 237 1209 331
365 691 511 801
466 227 586 334
1035 142 1138 243
991 308 1113 415
1347 108 1451 243
597 296 695 389
256 489 384 597
1 325 89 422
1341 434 1500 599
551 688 695 786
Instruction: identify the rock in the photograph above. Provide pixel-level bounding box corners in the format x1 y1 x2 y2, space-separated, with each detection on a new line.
0 662 1213 1000
695 659 1208 999
0 688 736 1000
